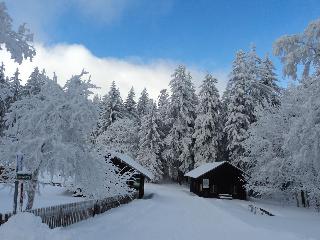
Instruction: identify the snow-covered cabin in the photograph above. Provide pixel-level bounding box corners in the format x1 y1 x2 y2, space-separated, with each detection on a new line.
185 161 246 200
107 151 154 199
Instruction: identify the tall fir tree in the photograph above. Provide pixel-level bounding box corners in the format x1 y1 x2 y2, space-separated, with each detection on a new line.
92 94 102 117
97 81 124 134
246 45 262 122
193 74 221 167
124 87 138 120
53 72 58 83
164 65 197 179
137 88 150 118
246 45 261 82
92 94 101 105
157 89 171 177
219 79 234 162
0 63 11 102
157 89 171 132
259 55 280 107
224 51 253 165
0 63 11 136
24 67 47 96
9 68 22 103
137 103 164 182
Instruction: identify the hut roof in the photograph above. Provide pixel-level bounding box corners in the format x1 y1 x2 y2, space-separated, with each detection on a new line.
109 150 154 180
185 161 240 178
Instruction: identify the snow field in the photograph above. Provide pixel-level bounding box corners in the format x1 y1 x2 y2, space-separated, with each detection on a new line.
1 184 319 240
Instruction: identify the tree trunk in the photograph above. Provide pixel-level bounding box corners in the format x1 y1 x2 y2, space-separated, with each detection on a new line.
294 192 300 207
305 191 310 208
301 190 306 208
25 169 39 210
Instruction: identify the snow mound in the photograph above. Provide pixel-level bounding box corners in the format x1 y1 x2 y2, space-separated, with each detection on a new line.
0 213 68 240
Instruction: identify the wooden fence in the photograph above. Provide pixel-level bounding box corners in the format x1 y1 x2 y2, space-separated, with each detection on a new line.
248 204 274 216
0 192 137 228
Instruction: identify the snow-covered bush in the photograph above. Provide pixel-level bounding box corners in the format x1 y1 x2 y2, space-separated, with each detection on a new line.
245 76 320 207
245 19 320 208
0 71 132 209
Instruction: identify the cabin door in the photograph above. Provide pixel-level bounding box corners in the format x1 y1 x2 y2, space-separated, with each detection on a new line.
218 183 233 194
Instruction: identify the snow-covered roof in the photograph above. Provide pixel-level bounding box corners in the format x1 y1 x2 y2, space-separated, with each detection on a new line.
108 150 154 180
185 161 227 178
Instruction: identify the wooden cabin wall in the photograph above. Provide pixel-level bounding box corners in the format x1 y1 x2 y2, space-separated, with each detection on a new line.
189 164 246 200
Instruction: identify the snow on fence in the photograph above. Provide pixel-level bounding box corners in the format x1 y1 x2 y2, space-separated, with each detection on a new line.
248 204 274 216
0 192 138 228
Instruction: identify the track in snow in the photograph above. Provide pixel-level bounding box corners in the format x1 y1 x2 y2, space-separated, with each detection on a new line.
58 184 318 240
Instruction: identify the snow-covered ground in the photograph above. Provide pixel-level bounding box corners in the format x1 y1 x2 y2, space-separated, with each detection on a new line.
1 183 319 240
0 183 84 213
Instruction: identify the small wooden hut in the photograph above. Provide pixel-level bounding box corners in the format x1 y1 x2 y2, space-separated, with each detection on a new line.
107 151 154 199
185 161 246 200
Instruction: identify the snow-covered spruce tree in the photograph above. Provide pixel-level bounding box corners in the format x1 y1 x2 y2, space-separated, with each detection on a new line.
246 45 262 122
9 68 22 103
0 2 35 64
157 89 171 177
157 89 171 135
24 67 48 96
258 55 280 107
137 88 150 119
163 65 197 178
193 74 221 167
92 93 101 111
92 94 101 104
124 87 138 120
0 63 12 136
218 83 233 162
246 45 261 79
1 71 131 209
224 51 252 166
97 81 124 133
137 103 164 182
96 117 139 158
0 68 24 136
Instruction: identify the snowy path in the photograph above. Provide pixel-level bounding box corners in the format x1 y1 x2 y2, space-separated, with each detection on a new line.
60 184 318 240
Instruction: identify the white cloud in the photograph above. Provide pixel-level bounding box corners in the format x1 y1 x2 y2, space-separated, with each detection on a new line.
0 0 230 98
0 43 229 100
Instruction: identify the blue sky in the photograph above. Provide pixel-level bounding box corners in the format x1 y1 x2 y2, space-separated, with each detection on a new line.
2 0 320 97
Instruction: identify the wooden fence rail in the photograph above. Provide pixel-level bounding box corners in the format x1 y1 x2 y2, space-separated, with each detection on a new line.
248 204 274 216
0 192 137 228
